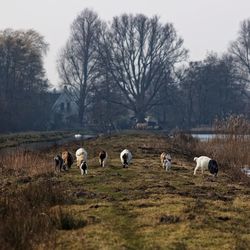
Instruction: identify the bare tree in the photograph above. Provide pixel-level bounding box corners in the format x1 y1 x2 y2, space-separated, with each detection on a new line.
98 14 187 122
57 9 102 126
229 19 250 87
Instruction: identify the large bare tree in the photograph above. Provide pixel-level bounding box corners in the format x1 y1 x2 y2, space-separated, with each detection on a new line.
229 19 250 87
57 9 102 126
98 14 187 122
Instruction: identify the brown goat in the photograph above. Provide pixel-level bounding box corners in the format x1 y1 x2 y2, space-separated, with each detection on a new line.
61 151 74 170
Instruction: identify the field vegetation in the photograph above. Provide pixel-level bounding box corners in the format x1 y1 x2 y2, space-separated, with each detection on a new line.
0 125 250 249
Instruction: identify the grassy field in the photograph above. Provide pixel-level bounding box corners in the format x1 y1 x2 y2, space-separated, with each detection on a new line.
1 132 250 250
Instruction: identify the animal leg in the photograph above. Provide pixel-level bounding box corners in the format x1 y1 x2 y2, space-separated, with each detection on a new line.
194 165 199 175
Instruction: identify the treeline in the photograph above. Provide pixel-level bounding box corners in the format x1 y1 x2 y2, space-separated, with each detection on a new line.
0 29 52 132
0 9 250 133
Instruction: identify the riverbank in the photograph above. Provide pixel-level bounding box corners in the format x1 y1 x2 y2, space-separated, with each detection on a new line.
0 130 96 150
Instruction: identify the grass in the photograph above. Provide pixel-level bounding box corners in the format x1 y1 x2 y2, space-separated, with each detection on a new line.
0 131 250 249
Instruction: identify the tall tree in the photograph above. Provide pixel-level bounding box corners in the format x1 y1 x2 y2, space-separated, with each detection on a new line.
0 29 49 132
180 54 246 128
229 19 250 87
98 14 187 122
57 9 102 126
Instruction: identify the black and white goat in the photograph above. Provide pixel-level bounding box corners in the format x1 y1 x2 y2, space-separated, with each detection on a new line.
75 148 88 175
120 149 132 168
160 152 172 171
99 150 108 167
193 156 218 176
54 155 64 171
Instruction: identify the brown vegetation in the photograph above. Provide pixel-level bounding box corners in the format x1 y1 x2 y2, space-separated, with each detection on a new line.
0 130 250 249
198 115 250 184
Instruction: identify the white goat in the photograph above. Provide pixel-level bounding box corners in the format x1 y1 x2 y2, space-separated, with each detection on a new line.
193 156 218 176
120 149 132 168
75 148 88 175
160 152 172 171
99 150 108 167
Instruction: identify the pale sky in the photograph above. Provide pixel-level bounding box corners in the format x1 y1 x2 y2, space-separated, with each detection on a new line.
1 0 250 87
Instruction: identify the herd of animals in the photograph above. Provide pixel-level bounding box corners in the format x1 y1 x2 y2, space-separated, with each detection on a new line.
54 147 219 177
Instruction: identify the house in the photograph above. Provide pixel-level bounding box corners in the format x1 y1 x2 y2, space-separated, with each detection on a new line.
50 86 79 128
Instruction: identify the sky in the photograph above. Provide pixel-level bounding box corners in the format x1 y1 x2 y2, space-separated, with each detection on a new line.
1 0 250 88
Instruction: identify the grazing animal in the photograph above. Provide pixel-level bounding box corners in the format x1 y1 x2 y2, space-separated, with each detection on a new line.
135 123 148 130
54 155 64 171
61 151 74 170
99 150 108 167
193 156 218 176
120 149 132 168
160 152 172 171
75 148 88 175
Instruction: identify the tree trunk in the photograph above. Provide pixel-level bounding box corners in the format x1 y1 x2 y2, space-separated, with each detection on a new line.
135 110 146 123
78 102 85 127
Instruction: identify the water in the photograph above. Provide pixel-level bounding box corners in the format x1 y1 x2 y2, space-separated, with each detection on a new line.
0 134 96 153
192 133 250 141
191 133 217 141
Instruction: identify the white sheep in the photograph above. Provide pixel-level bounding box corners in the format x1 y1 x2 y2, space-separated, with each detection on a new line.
193 156 218 176
160 152 172 170
75 148 88 175
99 150 108 167
120 149 132 168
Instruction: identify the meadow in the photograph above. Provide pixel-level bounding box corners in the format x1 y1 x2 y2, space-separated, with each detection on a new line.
0 131 250 250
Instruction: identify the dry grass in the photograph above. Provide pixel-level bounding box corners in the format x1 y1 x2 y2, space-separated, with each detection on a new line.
0 149 54 177
197 115 250 184
0 180 67 250
0 131 250 249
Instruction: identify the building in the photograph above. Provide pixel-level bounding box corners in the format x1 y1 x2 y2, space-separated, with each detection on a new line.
50 86 79 129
